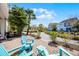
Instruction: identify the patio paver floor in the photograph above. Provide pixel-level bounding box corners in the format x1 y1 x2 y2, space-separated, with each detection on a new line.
1 36 58 56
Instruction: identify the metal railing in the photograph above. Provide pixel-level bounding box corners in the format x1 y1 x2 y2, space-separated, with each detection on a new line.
59 46 73 56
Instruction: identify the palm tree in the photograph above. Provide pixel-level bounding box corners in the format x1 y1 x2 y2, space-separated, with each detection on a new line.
25 9 36 35
9 5 28 35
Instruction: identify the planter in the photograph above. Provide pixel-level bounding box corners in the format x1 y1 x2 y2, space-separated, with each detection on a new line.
56 37 79 51
66 42 79 51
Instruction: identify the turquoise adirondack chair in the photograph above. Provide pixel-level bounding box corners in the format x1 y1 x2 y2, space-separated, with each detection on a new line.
0 44 33 56
59 46 72 56
21 35 34 51
36 45 49 56
36 45 72 56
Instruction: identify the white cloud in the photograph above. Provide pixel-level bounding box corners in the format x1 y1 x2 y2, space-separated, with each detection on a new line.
37 14 53 19
32 8 37 13
32 8 56 20
38 8 47 13
33 8 47 13
37 14 45 19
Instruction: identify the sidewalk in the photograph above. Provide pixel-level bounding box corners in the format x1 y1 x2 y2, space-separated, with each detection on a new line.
1 36 58 55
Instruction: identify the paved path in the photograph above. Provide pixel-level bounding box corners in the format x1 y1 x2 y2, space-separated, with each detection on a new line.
1 32 79 56
40 32 51 42
1 35 58 56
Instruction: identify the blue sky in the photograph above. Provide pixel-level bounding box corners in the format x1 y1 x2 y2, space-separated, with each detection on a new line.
10 3 79 27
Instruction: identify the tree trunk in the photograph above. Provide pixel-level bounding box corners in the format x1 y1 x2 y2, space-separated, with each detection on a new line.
27 24 30 35
27 15 31 35
17 27 23 36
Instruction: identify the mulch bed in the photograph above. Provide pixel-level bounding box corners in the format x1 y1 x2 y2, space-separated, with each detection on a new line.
63 44 74 51
48 41 58 47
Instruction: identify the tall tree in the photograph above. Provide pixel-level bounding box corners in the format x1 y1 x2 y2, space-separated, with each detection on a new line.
9 5 27 34
48 23 58 31
25 9 36 35
38 24 44 32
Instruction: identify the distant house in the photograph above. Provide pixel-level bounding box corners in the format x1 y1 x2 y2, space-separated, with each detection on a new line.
0 3 9 39
57 17 78 32
48 23 53 31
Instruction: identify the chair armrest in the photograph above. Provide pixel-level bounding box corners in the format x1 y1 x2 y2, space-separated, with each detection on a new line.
26 40 34 45
59 46 73 56
8 45 23 55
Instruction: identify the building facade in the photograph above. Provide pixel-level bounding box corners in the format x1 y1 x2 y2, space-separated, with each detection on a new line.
57 17 78 32
0 3 9 38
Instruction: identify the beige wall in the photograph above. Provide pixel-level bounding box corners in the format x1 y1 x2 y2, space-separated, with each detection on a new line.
0 3 8 38
0 20 1 33
0 3 8 19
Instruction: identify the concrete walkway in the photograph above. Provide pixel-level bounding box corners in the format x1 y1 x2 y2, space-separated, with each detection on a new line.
1 35 58 56
1 32 79 56
40 32 51 42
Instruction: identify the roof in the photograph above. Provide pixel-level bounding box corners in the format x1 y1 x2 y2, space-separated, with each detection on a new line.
60 17 79 26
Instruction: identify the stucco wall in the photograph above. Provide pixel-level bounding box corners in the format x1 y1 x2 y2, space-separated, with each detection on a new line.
0 3 8 19
0 3 8 38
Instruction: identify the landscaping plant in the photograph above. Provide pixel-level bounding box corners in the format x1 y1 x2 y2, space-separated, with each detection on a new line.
72 36 79 40
48 31 57 43
58 32 71 39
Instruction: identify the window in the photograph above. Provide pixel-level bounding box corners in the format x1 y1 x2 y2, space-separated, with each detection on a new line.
68 23 70 26
64 23 66 27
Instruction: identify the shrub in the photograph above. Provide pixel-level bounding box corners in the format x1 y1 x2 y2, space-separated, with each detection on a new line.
70 32 79 35
48 31 57 42
58 33 71 39
60 29 64 34
45 31 51 34
75 32 79 35
72 36 79 40
70 32 75 35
